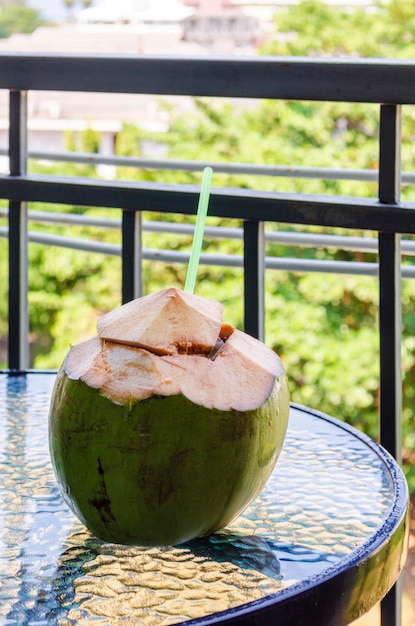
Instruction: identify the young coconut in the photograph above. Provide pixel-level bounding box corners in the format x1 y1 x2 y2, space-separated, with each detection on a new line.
49 288 290 546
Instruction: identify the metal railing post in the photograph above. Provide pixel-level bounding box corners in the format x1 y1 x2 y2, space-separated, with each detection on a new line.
243 220 265 341
121 210 142 303
8 90 29 371
378 103 403 626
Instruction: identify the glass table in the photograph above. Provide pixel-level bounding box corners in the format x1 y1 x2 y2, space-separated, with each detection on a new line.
0 372 409 626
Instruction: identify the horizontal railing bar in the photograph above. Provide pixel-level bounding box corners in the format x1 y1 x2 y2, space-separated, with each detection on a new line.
76 220 415 255
1 148 415 184
3 174 415 233
1 54 415 104
0 226 120 256
0 208 119 228
24 151 385 181
0 149 386 182
1 225 415 278
5 207 415 255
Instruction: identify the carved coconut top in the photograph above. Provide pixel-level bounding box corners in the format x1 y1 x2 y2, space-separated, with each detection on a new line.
97 288 224 356
65 288 285 411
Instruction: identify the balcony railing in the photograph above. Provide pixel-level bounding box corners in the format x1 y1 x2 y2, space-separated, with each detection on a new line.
1 53 414 626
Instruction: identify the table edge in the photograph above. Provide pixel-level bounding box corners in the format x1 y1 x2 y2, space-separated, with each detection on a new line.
184 403 410 626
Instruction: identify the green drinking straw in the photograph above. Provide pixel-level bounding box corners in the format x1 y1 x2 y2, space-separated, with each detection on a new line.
184 166 213 294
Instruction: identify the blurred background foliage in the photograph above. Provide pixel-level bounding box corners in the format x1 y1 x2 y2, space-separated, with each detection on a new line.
1 0 415 489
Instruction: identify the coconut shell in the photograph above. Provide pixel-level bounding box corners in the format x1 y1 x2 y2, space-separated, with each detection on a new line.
49 368 289 545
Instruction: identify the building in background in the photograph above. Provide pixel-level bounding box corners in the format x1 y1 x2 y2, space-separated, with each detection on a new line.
180 0 262 51
0 0 376 172
77 0 194 26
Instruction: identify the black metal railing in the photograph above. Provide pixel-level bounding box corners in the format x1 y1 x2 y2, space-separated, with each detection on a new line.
1 53 415 626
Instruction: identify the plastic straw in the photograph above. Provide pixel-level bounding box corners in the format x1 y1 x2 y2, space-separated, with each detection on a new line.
184 167 213 294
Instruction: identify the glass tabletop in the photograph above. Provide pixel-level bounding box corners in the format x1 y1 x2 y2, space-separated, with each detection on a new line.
0 373 409 626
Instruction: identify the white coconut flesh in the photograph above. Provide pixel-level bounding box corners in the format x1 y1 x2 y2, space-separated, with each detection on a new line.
65 287 285 412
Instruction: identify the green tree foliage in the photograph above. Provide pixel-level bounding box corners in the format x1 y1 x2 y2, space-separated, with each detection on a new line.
0 1 44 38
262 0 415 58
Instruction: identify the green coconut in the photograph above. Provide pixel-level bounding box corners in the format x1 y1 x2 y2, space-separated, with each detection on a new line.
48 288 290 546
